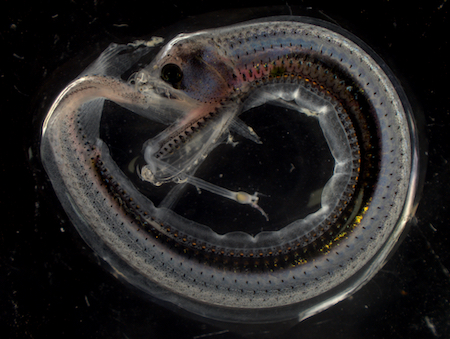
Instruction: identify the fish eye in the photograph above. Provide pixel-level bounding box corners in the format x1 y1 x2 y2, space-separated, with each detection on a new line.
161 63 183 88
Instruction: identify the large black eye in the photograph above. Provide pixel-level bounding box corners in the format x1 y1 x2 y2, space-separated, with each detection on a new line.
161 63 183 88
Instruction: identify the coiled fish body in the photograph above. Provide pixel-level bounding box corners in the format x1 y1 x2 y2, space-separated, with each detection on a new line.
40 17 418 323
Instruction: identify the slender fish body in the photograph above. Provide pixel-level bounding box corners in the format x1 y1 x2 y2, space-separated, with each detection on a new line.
41 17 418 323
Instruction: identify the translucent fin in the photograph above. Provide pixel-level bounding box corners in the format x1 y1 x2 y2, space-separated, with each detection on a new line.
184 174 269 220
229 117 262 144
81 40 162 77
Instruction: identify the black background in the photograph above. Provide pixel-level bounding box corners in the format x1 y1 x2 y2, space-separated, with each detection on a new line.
2 1 449 338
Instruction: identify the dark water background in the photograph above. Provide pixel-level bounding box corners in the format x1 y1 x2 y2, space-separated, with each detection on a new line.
2 1 449 338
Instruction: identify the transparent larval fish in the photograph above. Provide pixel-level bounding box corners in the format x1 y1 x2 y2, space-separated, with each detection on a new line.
40 15 420 324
